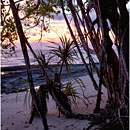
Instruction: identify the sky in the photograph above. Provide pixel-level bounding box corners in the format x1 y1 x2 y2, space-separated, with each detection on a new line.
14 1 130 51
2 0 130 54
15 13 73 50
1 0 129 67
126 1 130 11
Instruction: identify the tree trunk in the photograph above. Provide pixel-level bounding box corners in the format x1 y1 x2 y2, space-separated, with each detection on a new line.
29 84 48 124
9 0 48 129
64 0 128 120
99 0 129 114
49 85 72 117
60 0 99 91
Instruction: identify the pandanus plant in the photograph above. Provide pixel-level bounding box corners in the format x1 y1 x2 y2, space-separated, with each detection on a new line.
27 35 87 124
28 36 78 123
48 35 79 77
47 35 88 107
29 35 79 117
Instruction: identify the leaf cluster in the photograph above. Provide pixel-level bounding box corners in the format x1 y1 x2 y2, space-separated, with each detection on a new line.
62 78 89 107
48 35 79 72
1 1 18 54
20 0 61 30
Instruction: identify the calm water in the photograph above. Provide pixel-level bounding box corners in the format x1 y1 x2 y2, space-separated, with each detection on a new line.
1 47 99 94
1 64 99 94
1 43 99 67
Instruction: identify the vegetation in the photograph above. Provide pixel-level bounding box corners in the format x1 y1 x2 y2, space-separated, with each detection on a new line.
61 0 129 129
48 35 78 75
62 78 89 107
1 0 18 56
1 0 129 130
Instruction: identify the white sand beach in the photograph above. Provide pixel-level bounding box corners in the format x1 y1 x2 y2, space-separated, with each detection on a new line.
1 74 107 130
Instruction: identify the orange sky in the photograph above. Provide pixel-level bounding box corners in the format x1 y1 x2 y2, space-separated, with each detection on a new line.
29 20 71 42
14 18 75 50
18 19 72 48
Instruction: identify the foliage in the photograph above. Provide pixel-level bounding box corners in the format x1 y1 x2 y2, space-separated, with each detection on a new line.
1 0 18 55
37 50 48 67
20 0 61 33
62 78 89 107
23 89 32 109
15 78 31 108
48 35 79 73
1 0 63 55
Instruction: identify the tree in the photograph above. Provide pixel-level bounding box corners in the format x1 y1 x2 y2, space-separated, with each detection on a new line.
60 0 129 129
1 0 18 56
2 0 129 129
48 35 78 77
9 0 48 129
7 1 72 129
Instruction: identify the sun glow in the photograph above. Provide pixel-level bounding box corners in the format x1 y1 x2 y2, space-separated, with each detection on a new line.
24 19 72 45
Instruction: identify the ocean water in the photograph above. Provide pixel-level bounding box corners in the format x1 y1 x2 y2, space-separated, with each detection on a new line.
1 47 99 94
1 63 99 94
1 49 40 67
1 42 99 67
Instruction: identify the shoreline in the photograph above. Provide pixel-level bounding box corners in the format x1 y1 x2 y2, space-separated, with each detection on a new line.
2 74 108 130
2 64 99 94
1 63 100 72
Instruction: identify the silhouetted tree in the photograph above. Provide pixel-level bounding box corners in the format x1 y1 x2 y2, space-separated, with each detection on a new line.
61 0 129 129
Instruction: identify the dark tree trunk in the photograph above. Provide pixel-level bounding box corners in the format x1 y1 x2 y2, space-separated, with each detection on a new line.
9 0 48 129
63 1 129 127
60 0 99 91
29 84 48 124
99 0 129 114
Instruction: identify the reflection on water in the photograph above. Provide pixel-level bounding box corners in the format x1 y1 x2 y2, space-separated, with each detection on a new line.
1 49 98 67
1 72 7 75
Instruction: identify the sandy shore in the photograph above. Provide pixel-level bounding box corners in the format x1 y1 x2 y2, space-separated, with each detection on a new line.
1 74 107 130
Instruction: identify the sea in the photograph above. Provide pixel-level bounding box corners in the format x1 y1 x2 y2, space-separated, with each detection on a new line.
1 48 99 94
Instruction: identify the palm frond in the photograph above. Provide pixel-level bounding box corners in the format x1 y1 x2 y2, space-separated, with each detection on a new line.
48 34 79 74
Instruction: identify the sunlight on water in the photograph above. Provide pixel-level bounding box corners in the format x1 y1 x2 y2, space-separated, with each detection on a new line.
1 72 7 75
1 48 89 67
